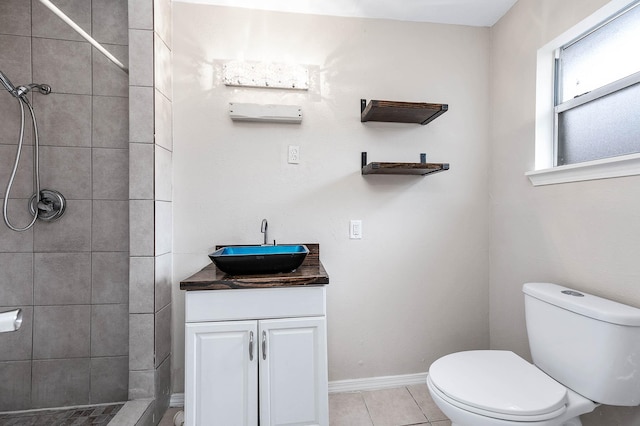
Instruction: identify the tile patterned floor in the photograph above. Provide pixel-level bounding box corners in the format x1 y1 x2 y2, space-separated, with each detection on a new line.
329 384 451 426
0 403 123 426
158 384 450 426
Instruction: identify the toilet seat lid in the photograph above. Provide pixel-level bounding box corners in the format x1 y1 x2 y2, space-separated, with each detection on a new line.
429 351 568 418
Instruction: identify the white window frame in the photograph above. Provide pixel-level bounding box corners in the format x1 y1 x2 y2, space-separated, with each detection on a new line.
527 0 640 186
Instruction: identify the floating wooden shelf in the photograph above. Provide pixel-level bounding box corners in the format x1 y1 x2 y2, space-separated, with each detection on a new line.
360 99 448 125
361 152 449 176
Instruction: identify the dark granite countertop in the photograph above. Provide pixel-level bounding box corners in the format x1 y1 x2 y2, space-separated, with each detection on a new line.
179 243 329 291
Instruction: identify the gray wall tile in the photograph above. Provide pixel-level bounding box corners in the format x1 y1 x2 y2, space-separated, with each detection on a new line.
129 313 154 370
34 199 92 252
93 96 129 149
129 30 154 87
0 35 32 85
0 306 33 361
32 38 92 95
154 303 171 367
34 252 91 305
128 369 154 399
0 145 34 199
154 355 171 421
92 252 129 304
129 86 154 143
34 93 92 147
31 0 90 42
93 148 129 200
154 146 171 202
0 0 31 37
130 200 154 256
32 358 90 408
93 44 129 97
0 360 32 411
39 146 92 199
92 0 128 45
92 200 129 251
0 200 34 252
155 253 171 312
129 0 153 30
91 304 129 357
1 88 33 148
154 34 172 100
130 256 154 314
155 201 172 256
154 0 172 48
130 143 154 200
154 89 172 151
33 305 90 359
0 253 33 305
91 356 128 403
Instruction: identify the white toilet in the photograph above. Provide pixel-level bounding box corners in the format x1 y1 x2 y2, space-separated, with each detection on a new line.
427 282 640 426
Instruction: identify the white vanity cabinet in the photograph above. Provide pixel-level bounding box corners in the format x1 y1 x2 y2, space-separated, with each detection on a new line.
184 286 328 426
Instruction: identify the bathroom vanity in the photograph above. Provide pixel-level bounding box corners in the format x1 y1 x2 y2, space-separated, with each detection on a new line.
180 243 329 426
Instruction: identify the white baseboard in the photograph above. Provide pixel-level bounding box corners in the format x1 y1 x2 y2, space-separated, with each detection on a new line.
169 372 429 407
170 393 184 408
327 372 428 393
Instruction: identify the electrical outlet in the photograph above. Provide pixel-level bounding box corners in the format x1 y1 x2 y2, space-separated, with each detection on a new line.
288 145 300 164
350 220 362 239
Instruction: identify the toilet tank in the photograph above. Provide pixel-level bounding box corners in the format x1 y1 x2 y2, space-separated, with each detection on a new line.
523 282 640 406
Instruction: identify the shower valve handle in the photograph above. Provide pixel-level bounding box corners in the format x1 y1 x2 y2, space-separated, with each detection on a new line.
37 201 54 212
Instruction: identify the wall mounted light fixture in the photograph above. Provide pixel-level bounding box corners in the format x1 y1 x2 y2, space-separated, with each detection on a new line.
223 61 309 90
229 103 303 124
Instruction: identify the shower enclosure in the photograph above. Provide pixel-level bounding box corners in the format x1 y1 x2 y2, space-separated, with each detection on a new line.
0 0 173 423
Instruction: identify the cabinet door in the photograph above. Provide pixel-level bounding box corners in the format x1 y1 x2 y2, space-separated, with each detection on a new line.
259 317 328 426
185 321 258 426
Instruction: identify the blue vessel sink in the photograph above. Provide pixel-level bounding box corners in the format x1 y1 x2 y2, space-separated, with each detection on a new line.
209 245 309 275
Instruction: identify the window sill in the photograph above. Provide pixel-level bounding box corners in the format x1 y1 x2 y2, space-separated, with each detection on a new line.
525 153 640 186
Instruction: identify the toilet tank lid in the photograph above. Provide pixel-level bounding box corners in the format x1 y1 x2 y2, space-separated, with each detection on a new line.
523 282 640 326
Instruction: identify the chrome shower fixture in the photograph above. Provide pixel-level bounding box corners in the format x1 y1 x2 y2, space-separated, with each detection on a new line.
29 189 66 222
16 83 52 98
0 70 51 99
1 70 66 232
0 70 17 96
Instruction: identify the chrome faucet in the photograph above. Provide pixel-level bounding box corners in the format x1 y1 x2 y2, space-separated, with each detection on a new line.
261 219 268 245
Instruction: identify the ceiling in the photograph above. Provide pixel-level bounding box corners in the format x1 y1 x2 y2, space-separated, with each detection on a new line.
174 0 518 27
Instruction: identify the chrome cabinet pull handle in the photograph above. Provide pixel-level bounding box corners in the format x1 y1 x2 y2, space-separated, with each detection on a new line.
249 331 254 361
262 331 267 360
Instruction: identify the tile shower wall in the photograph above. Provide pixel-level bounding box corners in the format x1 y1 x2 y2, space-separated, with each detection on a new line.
128 0 173 423
0 0 129 411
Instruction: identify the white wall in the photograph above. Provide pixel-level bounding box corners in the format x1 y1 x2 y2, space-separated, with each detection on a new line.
171 4 491 392
489 0 640 424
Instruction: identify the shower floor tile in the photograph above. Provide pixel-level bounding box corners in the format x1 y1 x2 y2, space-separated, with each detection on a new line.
0 403 123 425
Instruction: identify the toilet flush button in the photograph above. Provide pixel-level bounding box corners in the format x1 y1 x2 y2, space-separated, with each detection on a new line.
561 290 584 297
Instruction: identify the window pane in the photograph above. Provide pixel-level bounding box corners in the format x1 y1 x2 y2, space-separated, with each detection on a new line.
560 3 640 102
557 83 640 165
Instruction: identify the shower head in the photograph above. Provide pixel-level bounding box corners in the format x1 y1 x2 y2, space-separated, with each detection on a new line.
0 71 51 99
0 70 18 97
15 83 52 98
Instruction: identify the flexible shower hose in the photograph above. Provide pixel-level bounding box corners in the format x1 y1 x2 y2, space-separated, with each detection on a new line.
2 95 41 232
